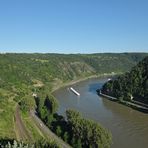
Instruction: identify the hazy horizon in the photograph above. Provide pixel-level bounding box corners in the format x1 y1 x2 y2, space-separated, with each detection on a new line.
0 51 148 54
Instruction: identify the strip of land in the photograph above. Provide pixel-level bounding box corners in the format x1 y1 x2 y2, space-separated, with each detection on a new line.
30 110 71 148
99 90 148 112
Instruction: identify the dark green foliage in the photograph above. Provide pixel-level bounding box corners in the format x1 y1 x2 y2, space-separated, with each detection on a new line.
35 94 58 125
36 96 112 148
44 95 58 114
71 138 82 148
0 138 14 147
63 132 69 142
66 109 112 148
34 139 60 148
55 126 62 137
101 56 148 103
19 99 30 112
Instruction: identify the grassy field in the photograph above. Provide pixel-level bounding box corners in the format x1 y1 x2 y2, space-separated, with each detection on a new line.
21 111 45 142
0 89 17 139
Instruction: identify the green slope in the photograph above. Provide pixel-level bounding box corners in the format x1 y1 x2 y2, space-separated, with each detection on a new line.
101 56 148 103
0 52 148 140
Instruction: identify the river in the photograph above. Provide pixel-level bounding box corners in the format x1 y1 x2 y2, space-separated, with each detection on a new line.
53 77 148 148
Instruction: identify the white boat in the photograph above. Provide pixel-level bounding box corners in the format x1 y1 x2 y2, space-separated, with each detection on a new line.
70 87 80 96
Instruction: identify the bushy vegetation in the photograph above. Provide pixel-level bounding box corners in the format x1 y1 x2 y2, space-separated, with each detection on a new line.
0 139 60 148
101 56 148 104
35 95 112 148
66 109 112 148
35 94 59 125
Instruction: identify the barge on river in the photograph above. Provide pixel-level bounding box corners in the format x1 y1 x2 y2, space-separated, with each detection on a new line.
70 87 80 96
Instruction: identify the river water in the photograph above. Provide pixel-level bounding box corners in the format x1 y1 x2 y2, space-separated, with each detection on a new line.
53 78 148 148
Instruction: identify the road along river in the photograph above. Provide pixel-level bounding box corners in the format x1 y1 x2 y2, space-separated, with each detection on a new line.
53 77 148 148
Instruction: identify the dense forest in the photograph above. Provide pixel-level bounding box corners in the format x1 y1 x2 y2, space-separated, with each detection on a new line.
0 53 148 147
101 56 148 104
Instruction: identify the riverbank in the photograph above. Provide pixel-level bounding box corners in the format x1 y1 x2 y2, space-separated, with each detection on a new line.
54 78 148 148
98 90 148 113
99 90 117 101
51 72 120 94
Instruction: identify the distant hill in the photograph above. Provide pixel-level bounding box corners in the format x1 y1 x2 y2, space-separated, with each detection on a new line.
0 53 148 90
0 53 148 95
101 56 148 104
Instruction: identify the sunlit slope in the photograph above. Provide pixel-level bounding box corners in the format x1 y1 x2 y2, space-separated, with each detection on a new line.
0 53 147 88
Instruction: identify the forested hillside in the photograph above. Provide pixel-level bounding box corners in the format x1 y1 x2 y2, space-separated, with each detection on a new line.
1 53 147 91
101 56 148 104
0 53 147 106
0 52 147 143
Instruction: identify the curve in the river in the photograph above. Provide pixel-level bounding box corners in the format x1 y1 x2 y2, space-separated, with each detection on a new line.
53 78 148 148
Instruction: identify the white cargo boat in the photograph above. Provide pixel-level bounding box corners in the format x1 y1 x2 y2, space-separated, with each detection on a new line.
70 87 80 96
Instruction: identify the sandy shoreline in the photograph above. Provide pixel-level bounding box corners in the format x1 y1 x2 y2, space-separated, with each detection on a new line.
51 73 119 94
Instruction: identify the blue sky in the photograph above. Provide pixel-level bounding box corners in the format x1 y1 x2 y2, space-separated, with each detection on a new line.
0 0 148 53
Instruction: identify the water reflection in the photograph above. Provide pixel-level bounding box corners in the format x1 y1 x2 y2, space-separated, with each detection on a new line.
88 83 102 94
